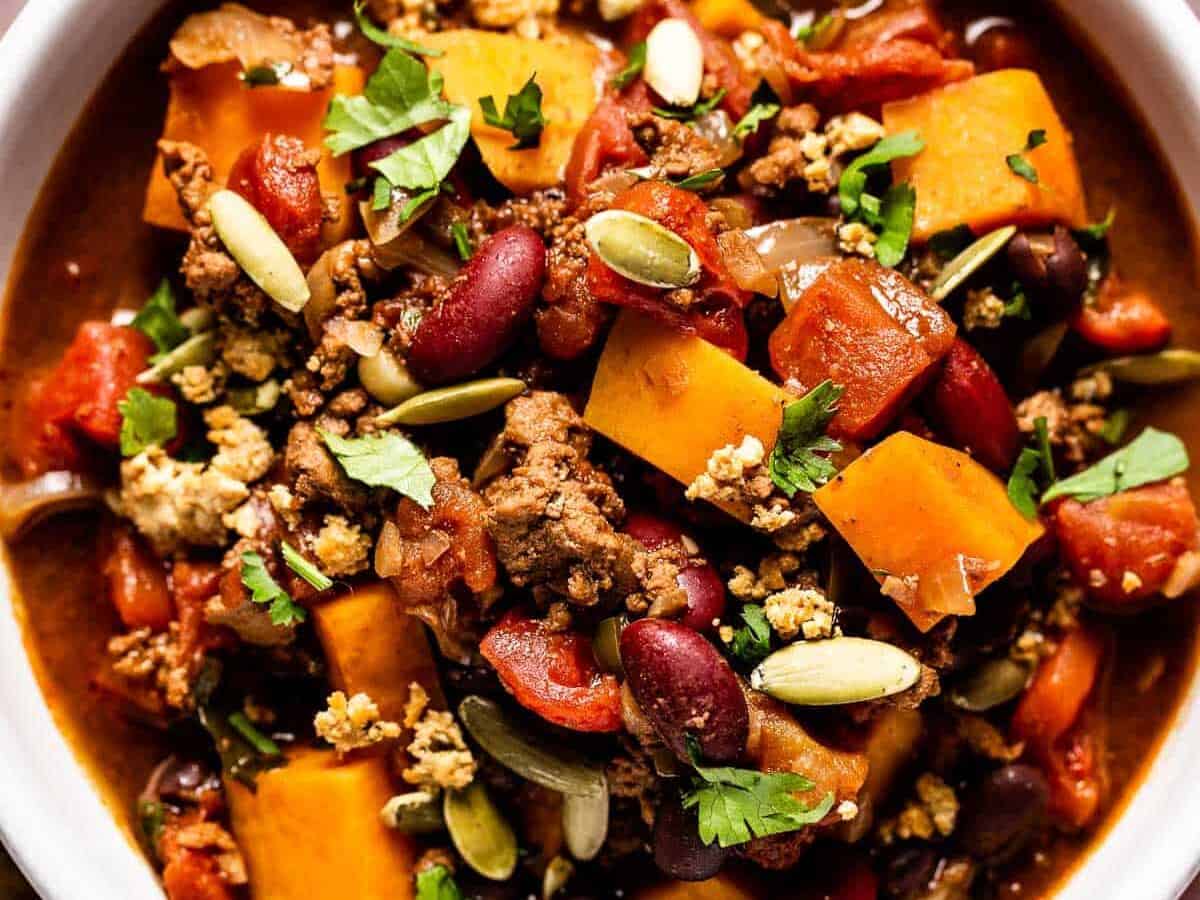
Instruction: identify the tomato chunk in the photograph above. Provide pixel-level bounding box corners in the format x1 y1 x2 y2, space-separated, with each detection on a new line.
769 259 955 440
1071 275 1170 354
10 376 85 477
923 338 1019 471
564 96 648 206
1041 715 1106 829
1051 480 1200 605
103 528 174 630
1012 626 1105 747
228 133 324 264
841 0 952 51
480 611 622 732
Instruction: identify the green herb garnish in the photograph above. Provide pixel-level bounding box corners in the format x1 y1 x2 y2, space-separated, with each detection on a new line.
372 175 394 211
416 865 464 900
872 182 917 268
793 13 835 46
1098 409 1131 446
131 279 190 357
768 380 844 496
228 711 282 757
838 130 924 218
451 222 473 260
729 604 771 667
1041 427 1189 504
480 73 546 150
118 388 177 457
1004 283 1032 320
353 0 443 57
281 540 333 591
1006 415 1055 519
240 550 308 626
653 88 727 122
611 41 646 90
673 169 724 191
732 101 781 140
240 61 293 87
1006 129 1048 184
319 428 436 508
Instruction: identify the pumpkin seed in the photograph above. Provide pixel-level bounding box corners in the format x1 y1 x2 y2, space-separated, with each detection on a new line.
592 616 627 675
929 225 1017 302
358 348 424 407
948 657 1033 712
135 331 217 384
750 637 922 706
1081 349 1200 385
227 379 281 416
380 790 445 833
458 696 606 797
585 209 701 289
543 856 575 900
179 306 215 333
444 781 518 881
208 189 310 312
562 783 609 862
375 377 526 427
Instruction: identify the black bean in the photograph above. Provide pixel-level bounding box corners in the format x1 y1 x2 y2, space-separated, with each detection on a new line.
956 764 1049 862
653 792 729 881
882 846 939 900
1045 226 1088 301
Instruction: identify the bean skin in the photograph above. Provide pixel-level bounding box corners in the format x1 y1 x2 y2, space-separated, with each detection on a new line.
653 792 729 881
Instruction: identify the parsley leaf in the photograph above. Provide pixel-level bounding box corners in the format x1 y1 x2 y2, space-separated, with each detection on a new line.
653 88 727 122
611 41 646 90
1006 129 1048 184
732 101 781 140
681 737 834 848
416 865 464 900
240 551 308 626
451 222 473 260
372 105 472 192
480 74 546 150
873 182 917 268
353 0 443 57
118 388 177 457
281 541 333 591
769 380 844 496
1034 415 1056 483
131 279 190 356
729 605 771 667
320 429 436 508
1073 208 1117 249
838 130 924 218
1041 427 1189 504
673 169 724 191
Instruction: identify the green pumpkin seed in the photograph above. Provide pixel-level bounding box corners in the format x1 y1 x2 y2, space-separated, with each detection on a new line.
375 377 526 427
1081 349 1200 385
592 616 627 675
458 696 606 796
750 637 921 706
444 781 518 881
358 348 424 407
929 225 1017 302
179 306 216 333
585 209 701 289
208 189 310 312
562 783 609 862
948 657 1033 712
136 331 217 385
380 790 446 833
542 856 575 900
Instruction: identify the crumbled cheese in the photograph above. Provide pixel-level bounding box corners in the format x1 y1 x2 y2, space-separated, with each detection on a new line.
1121 570 1144 594
312 514 372 576
221 328 284 382
771 520 827 553
401 682 477 792
314 691 402 755
107 625 195 710
877 773 958 844
962 288 1006 331
837 222 877 259
205 406 274 483
1015 389 1107 464
173 362 227 405
764 587 836 641
825 112 886 158
836 800 860 822
731 30 765 76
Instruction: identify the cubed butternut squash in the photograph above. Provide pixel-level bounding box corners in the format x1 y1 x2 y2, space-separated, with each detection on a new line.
227 748 415 900
692 0 766 38
882 69 1088 241
814 431 1044 631
584 310 789 488
143 63 364 232
768 259 955 441
313 581 444 723
423 30 600 194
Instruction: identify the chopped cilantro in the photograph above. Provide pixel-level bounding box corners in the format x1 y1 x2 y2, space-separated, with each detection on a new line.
1098 409 1131 446
319 428 436 508
1034 415 1056 483
131 279 190 357
480 74 546 150
653 88 727 122
729 605 771 667
451 222 473 260
118 388 177 457
838 130 924 218
673 169 724 191
228 711 282 757
1073 208 1117 249
732 101 780 140
197 700 284 789
399 184 441 222
1006 415 1055 519
611 41 646 90
1006 129 1048 184
872 182 917 268
837 131 923 267
1041 427 1189 504
240 61 293 87
353 0 443 57
793 13 835 46
1004 283 1032 320
240 550 308 627
769 380 844 496
416 865 464 900
281 541 333 591
372 175 394 211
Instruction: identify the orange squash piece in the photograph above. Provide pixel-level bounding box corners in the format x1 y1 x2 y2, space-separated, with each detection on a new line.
692 0 766 38
584 310 789 488
226 749 415 900
882 69 1088 242
814 431 1043 631
424 30 600 195
768 259 955 441
313 581 445 723
143 62 364 232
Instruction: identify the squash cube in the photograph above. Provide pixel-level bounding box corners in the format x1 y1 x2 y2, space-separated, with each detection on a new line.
813 431 1043 631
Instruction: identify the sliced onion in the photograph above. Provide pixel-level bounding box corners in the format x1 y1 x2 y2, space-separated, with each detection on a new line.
361 197 460 278
745 218 838 273
691 110 743 169
1 471 103 540
710 197 756 231
374 520 404 579
587 169 641 197
326 318 384 358
303 249 338 341
716 230 776 296
169 3 304 74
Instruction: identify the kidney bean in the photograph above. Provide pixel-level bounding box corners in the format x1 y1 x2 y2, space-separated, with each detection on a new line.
624 512 726 633
351 135 411 180
1007 228 1087 313
407 225 546 384
623 511 685 550
882 846 938 900
619 619 748 763
653 792 729 881
923 339 1019 472
956 764 1048 862
970 24 1038 72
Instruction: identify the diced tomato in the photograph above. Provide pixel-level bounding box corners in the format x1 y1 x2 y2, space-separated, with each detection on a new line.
103 528 174 630
480 611 622 733
841 0 953 52
1051 481 1200 605
1071 276 1171 354
564 96 648 205
923 338 1020 471
228 133 324 264
9 376 85 477
173 559 224 610
1012 626 1105 748
769 258 956 440
1040 715 1106 829
159 815 237 900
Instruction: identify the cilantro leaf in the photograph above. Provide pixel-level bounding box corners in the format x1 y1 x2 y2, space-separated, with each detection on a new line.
1034 415 1056 483
794 12 836 46
319 428 436 508
353 0 443 57
769 380 844 496
653 89 727 122
451 222 473 260
673 169 724 191
131 279 190 356
240 61 294 87
611 41 646 90
1004 283 1031 320
732 101 780 140
1041 427 1189 504
838 130 924 218
281 541 333 591
372 175 394 211
416 865 464 900
118 388 177 457
371 105 473 192
1007 447 1042 520
1098 409 1131 446
1006 129 1048 184
1073 208 1117 248
729 605 771 667
240 551 308 627
480 74 546 150
681 737 834 848
872 182 917 268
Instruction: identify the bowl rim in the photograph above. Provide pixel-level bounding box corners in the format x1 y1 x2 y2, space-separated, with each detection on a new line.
3 1 1200 899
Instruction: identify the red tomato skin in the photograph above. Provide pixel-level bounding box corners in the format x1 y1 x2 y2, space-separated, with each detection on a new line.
103 528 174 630
1071 278 1171 354
10 376 85 477
228 133 324 264
564 96 648 206
480 611 622 732
1041 721 1104 829
1051 481 1200 605
1011 626 1105 748
924 338 1019 471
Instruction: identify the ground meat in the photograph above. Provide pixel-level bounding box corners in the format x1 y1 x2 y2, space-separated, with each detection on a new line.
739 104 822 194
607 740 661 827
877 772 959 844
738 828 816 870
221 327 286 381
628 544 689 617
283 420 369 512
206 406 274 483
401 682 478 791
1015 388 1107 465
300 239 381 394
107 625 196 710
468 189 569 240
628 110 724 182
484 392 640 605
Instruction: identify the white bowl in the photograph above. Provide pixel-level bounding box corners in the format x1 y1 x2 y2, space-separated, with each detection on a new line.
3 1 1200 898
